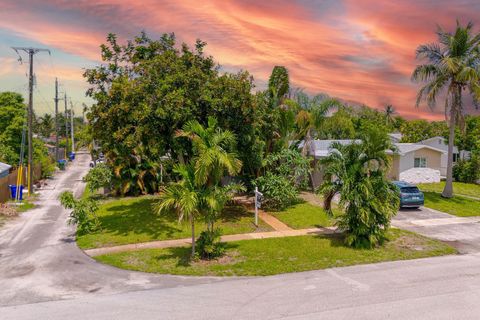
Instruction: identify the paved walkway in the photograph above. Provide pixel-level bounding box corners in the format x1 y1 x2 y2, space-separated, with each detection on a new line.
84 226 337 257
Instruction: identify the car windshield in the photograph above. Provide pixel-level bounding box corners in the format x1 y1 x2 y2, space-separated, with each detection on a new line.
400 187 420 194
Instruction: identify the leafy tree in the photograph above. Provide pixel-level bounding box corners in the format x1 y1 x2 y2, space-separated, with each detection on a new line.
321 127 399 248
268 66 290 105
262 148 310 188
0 92 26 164
384 105 396 125
84 33 258 193
320 107 356 139
412 21 480 197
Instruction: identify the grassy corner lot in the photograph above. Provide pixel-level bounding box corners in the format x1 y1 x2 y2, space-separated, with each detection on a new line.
418 182 480 199
272 202 335 229
77 196 272 249
423 192 480 217
95 229 456 276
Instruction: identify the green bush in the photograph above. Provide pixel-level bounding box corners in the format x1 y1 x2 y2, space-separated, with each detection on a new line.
83 163 113 194
263 148 310 189
254 172 298 211
196 228 226 260
453 154 480 183
59 191 100 235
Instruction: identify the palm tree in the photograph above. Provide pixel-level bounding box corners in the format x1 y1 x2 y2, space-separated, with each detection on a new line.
384 105 396 125
155 164 204 257
295 97 342 190
321 127 399 248
412 21 480 198
39 113 54 138
176 117 242 187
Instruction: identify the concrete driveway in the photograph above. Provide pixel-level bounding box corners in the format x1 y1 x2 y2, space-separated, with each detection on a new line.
393 206 480 253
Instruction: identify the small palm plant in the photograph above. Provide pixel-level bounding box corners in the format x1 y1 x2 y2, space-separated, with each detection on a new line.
155 164 205 258
321 127 399 248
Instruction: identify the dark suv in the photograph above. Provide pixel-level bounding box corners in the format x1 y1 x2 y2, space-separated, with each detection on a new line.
392 181 424 208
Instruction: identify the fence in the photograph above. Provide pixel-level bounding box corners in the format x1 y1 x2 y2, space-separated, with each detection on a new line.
0 164 42 203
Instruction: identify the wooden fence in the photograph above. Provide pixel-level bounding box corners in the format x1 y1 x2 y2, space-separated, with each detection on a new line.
0 164 42 203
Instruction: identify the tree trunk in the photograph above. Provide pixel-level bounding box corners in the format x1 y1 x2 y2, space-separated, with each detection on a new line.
442 90 458 198
190 215 196 258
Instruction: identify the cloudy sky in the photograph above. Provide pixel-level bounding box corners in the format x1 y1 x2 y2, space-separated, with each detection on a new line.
0 0 479 119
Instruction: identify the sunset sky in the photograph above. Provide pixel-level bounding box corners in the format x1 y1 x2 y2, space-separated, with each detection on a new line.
1 0 479 119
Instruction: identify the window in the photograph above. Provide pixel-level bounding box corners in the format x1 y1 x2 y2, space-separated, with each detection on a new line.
414 157 427 168
453 153 460 162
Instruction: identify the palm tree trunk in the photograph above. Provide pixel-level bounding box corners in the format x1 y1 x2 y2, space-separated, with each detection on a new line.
190 214 196 258
442 91 458 198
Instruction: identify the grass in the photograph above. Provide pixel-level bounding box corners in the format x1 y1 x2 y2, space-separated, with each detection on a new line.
15 200 35 213
423 192 480 217
77 196 272 249
95 229 456 276
272 202 335 229
418 182 480 199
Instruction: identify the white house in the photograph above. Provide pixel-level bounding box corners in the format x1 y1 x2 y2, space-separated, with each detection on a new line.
420 136 470 176
300 139 444 185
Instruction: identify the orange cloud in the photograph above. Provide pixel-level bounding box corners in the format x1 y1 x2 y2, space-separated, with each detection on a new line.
1 0 479 120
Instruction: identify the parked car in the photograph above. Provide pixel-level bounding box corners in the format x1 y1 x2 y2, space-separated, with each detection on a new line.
392 181 424 208
89 158 105 168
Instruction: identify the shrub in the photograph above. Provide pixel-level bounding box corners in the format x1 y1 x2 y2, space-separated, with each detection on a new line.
254 172 298 210
196 228 226 260
0 204 18 217
83 163 113 194
59 191 100 234
453 154 480 183
263 148 310 189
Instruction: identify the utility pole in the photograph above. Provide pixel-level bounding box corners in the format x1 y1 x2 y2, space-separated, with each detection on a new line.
54 78 59 161
64 92 68 158
70 100 75 153
12 47 50 196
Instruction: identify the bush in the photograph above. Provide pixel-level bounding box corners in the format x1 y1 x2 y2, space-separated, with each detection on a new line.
196 228 226 260
59 191 100 234
263 148 310 189
83 163 113 194
254 172 298 211
0 204 18 217
453 154 480 183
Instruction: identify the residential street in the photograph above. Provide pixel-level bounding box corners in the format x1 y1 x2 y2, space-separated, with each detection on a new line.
1 153 480 319
0 153 221 307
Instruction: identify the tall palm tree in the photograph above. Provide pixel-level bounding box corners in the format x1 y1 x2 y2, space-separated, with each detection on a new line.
155 164 205 257
321 128 399 248
412 21 480 198
176 117 242 187
384 104 396 125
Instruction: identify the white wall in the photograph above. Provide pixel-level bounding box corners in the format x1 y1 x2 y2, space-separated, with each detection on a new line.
399 168 441 184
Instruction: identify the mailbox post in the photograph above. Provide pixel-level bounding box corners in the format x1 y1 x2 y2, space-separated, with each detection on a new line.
254 187 263 227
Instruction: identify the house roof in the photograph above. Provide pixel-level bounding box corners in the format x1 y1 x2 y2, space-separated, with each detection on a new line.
387 143 445 156
388 133 403 141
0 162 12 178
298 139 361 158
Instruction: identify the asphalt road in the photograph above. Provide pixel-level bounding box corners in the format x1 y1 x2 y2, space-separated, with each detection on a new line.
2 155 480 319
0 153 220 307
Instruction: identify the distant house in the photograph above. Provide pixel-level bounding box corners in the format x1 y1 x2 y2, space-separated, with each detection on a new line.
387 143 444 184
388 133 403 144
0 162 12 179
300 139 444 185
420 136 470 176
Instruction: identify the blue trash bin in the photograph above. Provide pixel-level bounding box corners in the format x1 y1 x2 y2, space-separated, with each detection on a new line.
58 159 67 170
68 152 75 161
8 185 24 200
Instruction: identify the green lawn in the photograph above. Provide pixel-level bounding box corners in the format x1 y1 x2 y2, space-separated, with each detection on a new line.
15 200 35 212
419 182 480 199
272 202 335 229
424 192 480 217
77 196 272 249
95 229 456 276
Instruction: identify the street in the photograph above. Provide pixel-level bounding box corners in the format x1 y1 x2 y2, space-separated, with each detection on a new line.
1 153 480 319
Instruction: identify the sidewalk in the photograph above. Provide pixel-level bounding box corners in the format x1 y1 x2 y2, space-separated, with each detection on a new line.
84 226 337 257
